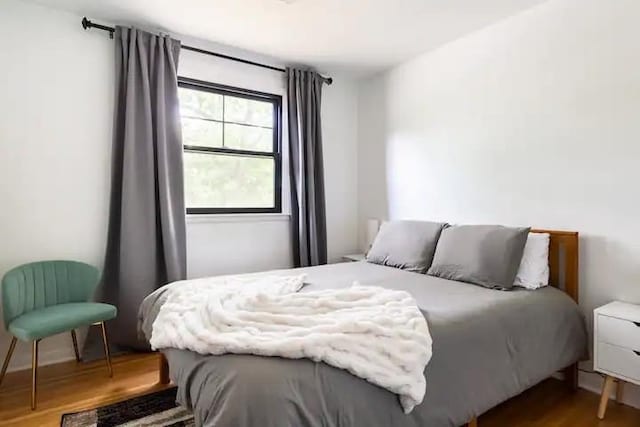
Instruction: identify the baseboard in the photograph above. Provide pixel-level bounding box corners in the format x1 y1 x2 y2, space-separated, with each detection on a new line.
7 346 77 373
4 339 640 412
4 328 88 373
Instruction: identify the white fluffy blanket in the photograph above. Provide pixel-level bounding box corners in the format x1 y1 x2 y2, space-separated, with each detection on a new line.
150 274 432 413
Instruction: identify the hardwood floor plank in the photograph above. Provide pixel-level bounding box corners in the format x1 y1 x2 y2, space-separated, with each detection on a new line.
0 353 170 427
481 377 640 427
0 353 638 426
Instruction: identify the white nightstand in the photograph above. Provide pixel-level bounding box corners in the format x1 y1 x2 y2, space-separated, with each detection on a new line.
342 254 366 262
594 301 640 419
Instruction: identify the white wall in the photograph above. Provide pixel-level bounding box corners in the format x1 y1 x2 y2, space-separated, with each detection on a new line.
322 77 360 263
0 0 359 371
357 0 640 407
0 0 113 372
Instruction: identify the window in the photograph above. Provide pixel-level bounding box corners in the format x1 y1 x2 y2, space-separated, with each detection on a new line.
178 77 282 214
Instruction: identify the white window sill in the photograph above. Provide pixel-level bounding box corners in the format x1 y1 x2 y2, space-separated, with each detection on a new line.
186 213 291 224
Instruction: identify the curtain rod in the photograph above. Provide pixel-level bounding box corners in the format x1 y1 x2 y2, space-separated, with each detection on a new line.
81 17 333 85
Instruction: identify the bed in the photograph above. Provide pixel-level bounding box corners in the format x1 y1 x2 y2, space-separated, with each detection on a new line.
138 229 587 427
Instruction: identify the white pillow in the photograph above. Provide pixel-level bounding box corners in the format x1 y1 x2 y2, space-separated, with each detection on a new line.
513 233 550 289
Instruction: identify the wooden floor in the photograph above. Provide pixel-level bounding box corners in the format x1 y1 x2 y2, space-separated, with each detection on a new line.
0 353 639 426
0 353 168 427
482 378 640 427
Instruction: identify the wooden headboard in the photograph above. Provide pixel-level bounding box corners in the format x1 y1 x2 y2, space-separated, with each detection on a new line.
531 229 579 303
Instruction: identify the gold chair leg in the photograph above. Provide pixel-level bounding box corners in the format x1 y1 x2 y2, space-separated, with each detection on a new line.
0 336 18 386
71 330 81 362
31 340 39 410
100 322 113 377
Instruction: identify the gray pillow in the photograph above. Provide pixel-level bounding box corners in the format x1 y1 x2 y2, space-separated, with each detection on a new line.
427 224 530 290
366 220 447 273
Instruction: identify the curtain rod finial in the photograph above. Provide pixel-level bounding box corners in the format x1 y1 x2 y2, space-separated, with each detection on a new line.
81 17 91 30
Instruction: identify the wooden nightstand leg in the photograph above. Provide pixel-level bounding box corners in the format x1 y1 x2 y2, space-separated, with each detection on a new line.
598 375 615 419
616 379 625 404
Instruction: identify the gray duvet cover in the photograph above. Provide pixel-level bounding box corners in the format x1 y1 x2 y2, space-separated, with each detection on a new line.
138 261 587 427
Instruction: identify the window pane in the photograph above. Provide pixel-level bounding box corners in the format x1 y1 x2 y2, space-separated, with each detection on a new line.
182 117 223 148
184 152 275 208
224 96 273 127
179 88 223 120
224 123 273 152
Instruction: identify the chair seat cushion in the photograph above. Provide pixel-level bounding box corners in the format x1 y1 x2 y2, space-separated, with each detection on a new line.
8 303 117 341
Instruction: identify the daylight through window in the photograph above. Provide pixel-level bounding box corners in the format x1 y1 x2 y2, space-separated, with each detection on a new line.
178 78 282 214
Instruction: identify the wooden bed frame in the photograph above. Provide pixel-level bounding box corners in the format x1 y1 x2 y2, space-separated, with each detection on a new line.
465 229 580 427
534 229 580 391
157 229 580 427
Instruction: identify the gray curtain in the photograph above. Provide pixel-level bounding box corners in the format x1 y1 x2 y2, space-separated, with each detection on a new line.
286 68 327 267
102 26 186 349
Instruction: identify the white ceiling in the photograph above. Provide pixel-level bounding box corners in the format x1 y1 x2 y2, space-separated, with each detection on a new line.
24 0 547 76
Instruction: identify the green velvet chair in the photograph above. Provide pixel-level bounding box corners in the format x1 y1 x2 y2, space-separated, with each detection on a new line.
0 260 117 409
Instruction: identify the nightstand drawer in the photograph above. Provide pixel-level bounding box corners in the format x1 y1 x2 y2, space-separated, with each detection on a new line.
597 342 640 383
598 314 640 350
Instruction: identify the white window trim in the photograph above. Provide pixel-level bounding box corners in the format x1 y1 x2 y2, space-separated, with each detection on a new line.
186 213 291 224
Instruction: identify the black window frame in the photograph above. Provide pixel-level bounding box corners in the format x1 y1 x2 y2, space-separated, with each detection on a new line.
178 76 283 215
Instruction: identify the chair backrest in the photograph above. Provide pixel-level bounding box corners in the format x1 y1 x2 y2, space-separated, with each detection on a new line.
2 260 100 328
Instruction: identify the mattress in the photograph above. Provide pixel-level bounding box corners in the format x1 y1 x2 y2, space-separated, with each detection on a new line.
138 261 587 427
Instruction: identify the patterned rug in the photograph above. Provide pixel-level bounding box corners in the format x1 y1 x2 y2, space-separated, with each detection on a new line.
60 387 194 427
